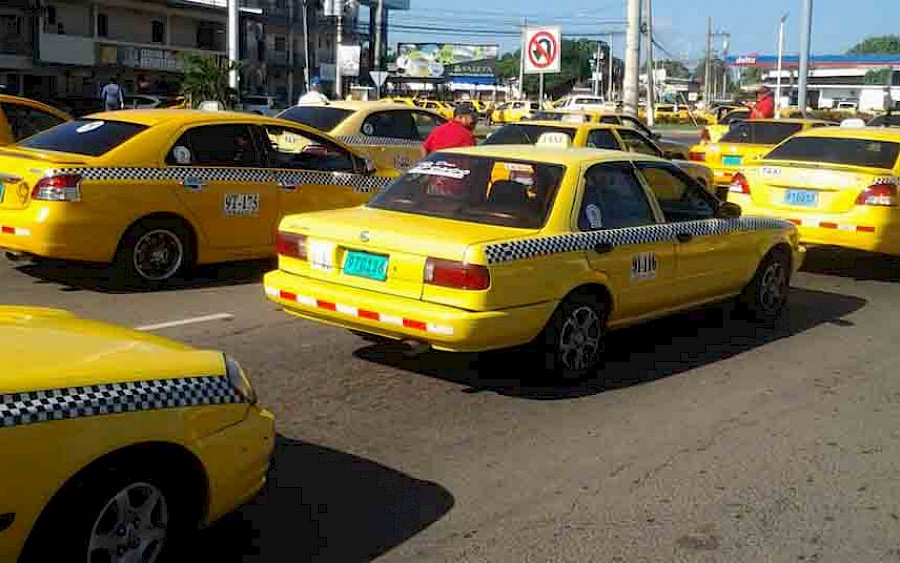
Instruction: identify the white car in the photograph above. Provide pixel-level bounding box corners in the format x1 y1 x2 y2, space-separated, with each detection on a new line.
241 95 280 115
557 95 606 111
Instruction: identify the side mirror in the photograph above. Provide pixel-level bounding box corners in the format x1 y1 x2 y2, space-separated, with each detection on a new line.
716 201 742 218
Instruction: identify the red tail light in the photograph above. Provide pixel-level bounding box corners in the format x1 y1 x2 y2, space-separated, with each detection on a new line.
276 231 308 259
700 128 711 143
688 151 706 162
424 258 490 290
31 174 81 202
729 172 750 195
855 182 899 207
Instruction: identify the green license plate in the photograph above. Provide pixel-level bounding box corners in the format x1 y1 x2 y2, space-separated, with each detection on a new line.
722 155 742 166
343 251 388 281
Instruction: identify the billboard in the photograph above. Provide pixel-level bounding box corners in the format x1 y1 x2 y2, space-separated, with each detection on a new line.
395 44 499 79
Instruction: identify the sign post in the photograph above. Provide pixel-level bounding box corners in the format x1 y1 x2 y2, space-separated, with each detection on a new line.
370 70 389 98
524 27 561 104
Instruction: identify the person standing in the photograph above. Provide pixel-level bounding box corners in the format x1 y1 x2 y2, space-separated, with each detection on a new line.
421 104 477 157
297 77 329 104
750 85 775 119
100 77 124 111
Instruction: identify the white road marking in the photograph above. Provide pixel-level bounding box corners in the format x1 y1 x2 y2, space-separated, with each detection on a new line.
134 313 234 331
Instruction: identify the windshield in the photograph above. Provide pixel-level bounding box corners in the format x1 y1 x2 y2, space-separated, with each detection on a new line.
868 114 900 127
764 137 900 169
19 119 148 156
277 106 354 131
483 124 576 145
367 153 565 229
720 121 803 145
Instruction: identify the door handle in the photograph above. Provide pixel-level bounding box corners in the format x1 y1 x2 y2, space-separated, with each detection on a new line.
676 232 693 243
594 242 615 254
277 181 297 191
182 177 204 191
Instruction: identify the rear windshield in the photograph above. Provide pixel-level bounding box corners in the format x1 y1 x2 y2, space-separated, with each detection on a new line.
277 106 354 131
243 96 271 105
532 112 566 121
868 115 900 127
367 154 565 229
484 124 576 145
763 137 900 169
720 121 803 144
18 119 148 156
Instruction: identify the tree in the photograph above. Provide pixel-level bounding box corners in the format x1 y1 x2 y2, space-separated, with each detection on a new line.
741 66 762 84
864 68 892 84
847 35 900 54
180 54 244 108
658 60 689 79
693 57 727 84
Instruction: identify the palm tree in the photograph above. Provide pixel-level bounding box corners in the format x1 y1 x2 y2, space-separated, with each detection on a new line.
180 54 245 109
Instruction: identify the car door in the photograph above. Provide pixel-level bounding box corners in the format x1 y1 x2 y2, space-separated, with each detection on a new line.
0 101 67 144
576 161 678 321
634 161 753 301
359 109 422 173
164 123 277 252
584 128 621 150
615 128 664 158
255 123 377 218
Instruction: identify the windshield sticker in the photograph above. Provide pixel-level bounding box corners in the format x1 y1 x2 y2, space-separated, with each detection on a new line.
409 161 471 179
172 146 192 165
631 252 658 281
76 121 105 134
585 204 602 229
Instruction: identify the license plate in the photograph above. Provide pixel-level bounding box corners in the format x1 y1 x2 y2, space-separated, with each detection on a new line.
343 251 388 281
0 184 5 202
722 155 742 166
784 189 818 207
223 193 260 216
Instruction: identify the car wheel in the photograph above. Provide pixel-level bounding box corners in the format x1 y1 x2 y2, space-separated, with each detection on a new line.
116 218 191 285
738 249 791 323
542 293 607 380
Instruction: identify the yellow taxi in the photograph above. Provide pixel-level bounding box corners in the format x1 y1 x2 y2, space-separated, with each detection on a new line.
419 100 455 120
727 126 900 256
0 94 71 146
379 96 421 107
264 145 803 378
490 100 540 124
1 305 273 561
689 119 834 194
698 107 751 144
0 109 393 284
278 101 446 173
483 120 715 192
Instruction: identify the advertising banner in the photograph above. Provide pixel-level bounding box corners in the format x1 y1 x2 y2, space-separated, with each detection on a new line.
395 43 499 80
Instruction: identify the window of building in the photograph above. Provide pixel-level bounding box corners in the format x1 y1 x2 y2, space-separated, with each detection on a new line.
196 21 220 50
97 13 108 38
46 6 57 25
274 36 286 52
151 21 165 44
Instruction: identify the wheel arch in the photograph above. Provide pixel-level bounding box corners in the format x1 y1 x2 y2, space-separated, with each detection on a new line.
560 282 614 317
115 212 201 266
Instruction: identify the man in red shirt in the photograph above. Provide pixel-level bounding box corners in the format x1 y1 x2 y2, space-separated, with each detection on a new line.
421 104 477 156
750 85 775 119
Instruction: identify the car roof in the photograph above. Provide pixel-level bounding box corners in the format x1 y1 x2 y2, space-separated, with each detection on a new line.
792 126 900 141
742 118 832 125
0 94 71 120
439 144 663 165
317 100 420 111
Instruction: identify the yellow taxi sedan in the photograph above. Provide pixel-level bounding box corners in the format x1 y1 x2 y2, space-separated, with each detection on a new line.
0 109 393 284
0 94 70 146
1 305 273 562
264 145 803 379
727 126 900 256
689 118 834 195
490 100 540 124
278 101 446 173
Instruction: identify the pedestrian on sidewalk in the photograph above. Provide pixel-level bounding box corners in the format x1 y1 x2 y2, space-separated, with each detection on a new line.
100 77 124 111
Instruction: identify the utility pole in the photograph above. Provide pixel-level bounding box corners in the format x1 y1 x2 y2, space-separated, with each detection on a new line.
374 0 384 72
334 0 343 99
644 0 654 125
518 17 526 99
721 33 729 98
608 33 614 100
593 41 602 97
798 0 813 114
704 16 712 107
623 0 642 116
288 0 295 104
303 0 311 93
775 13 787 117
228 0 239 92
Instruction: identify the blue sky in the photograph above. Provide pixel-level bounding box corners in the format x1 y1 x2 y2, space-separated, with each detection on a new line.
386 0 900 65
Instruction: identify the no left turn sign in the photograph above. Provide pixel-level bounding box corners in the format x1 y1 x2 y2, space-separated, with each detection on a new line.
524 27 561 74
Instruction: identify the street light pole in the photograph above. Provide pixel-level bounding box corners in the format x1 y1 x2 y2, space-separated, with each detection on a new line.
775 13 787 117
518 17 526 99
228 0 239 91
607 33 614 100
623 0 642 116
334 0 343 99
798 0 813 114
644 0 654 126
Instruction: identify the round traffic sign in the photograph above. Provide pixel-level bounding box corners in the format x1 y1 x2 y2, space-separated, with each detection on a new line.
527 31 558 70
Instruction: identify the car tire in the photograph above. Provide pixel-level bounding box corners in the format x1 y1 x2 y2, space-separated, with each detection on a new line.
115 218 192 286
541 293 607 380
738 248 791 323
20 465 191 563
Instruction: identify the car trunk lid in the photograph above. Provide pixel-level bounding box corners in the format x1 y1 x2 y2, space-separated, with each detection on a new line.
0 148 87 210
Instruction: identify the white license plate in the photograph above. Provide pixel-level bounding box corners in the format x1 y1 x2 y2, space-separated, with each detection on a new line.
223 193 260 216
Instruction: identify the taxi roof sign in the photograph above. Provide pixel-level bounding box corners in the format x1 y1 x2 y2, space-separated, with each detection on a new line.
840 118 866 128
536 132 571 147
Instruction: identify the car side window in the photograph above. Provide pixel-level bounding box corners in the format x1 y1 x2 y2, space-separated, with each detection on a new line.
1 102 66 142
617 129 662 157
599 115 621 125
578 162 656 231
165 124 261 167
619 115 655 137
637 163 715 223
585 129 620 150
257 125 355 172
361 111 418 140
412 111 445 140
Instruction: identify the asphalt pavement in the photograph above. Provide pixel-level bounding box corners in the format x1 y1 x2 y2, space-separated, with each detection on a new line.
5 249 900 561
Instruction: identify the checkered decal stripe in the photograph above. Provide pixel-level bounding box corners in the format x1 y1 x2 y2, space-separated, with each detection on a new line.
0 375 243 429
275 170 393 193
337 135 422 148
483 217 793 264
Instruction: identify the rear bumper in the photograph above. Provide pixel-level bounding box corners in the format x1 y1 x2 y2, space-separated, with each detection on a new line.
263 269 558 353
0 204 120 263
729 193 900 256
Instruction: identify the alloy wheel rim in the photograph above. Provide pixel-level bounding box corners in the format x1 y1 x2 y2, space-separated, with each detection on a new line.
87 481 168 563
558 305 602 371
133 230 183 282
759 261 787 311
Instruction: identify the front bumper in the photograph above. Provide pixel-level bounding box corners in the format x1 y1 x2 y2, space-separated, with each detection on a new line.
263 269 558 353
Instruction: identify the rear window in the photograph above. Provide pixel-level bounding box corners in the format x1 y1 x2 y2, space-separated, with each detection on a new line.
868 115 900 127
367 154 565 229
484 124 576 145
763 137 900 169
721 122 803 144
243 96 271 105
18 119 148 156
532 112 566 121
277 106 354 131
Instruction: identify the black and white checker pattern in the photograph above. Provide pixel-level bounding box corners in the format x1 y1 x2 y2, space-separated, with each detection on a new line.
275 170 393 194
0 375 244 429
337 135 422 148
483 217 793 264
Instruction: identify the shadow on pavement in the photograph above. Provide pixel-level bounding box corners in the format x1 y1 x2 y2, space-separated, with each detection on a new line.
800 246 900 282
11 258 273 293
192 434 454 562
354 287 866 401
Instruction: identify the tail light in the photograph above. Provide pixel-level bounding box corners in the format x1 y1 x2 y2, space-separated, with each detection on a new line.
424 258 490 290
729 172 750 194
700 128 711 143
276 231 308 259
31 174 81 202
856 182 899 207
688 151 706 162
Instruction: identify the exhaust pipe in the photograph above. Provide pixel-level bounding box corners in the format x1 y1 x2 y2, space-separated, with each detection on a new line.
401 340 431 357
4 251 29 262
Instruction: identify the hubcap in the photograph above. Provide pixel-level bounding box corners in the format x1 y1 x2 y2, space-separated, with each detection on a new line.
133 229 183 282
759 260 787 311
88 482 168 563
558 305 603 371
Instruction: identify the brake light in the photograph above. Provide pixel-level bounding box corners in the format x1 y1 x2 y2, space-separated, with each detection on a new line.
700 128 711 143
424 258 490 290
276 231 308 259
31 174 81 202
855 182 899 207
729 172 750 194
688 151 706 162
